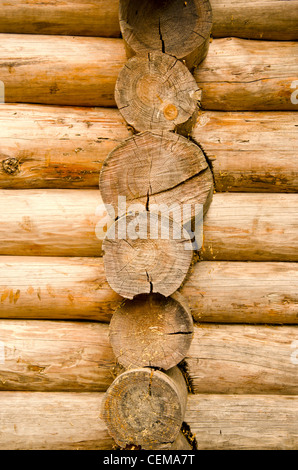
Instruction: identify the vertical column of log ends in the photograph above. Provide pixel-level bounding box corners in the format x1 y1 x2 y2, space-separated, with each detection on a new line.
100 0 213 450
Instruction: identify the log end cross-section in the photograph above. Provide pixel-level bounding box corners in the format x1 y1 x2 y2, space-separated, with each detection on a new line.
109 292 194 370
101 367 188 449
115 52 201 132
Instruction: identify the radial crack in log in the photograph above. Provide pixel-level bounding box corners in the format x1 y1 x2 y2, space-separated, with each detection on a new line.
102 212 193 299
115 52 200 133
99 131 214 230
101 367 188 449
119 0 213 70
109 292 194 369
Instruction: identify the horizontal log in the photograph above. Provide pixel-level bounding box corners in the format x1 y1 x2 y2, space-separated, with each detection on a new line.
0 320 116 391
194 38 298 111
0 392 114 450
186 394 298 450
0 320 297 394
181 261 298 324
186 324 298 395
211 0 298 41
0 258 296 324
0 104 132 189
0 1 297 41
0 36 297 109
193 111 298 192
0 392 297 450
201 193 298 261
0 190 296 260
0 35 126 107
2 105 297 193
0 189 107 257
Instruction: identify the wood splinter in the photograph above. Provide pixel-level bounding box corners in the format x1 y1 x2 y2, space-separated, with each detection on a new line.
115 52 201 133
109 292 194 370
101 366 188 449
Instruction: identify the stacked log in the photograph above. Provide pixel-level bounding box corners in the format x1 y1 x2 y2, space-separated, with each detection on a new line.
0 1 297 41
0 105 297 192
0 36 297 109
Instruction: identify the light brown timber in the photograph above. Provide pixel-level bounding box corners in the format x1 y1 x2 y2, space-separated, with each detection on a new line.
0 191 296 260
0 392 296 450
193 111 298 192
119 0 212 70
0 321 297 394
0 1 297 41
186 394 298 450
101 367 188 449
0 258 296 324
194 38 298 111
0 105 296 193
0 37 297 110
109 292 194 370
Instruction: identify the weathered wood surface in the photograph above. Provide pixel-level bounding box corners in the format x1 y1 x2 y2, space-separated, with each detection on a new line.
0 321 297 394
0 104 132 189
1 36 297 109
99 131 214 221
186 394 298 450
0 392 114 450
0 35 126 107
0 191 297 260
103 212 193 298
0 1 297 41
115 52 200 132
201 193 298 261
119 0 212 70
1 105 296 193
211 0 298 40
186 324 298 395
0 320 116 391
101 367 188 449
0 0 120 37
0 392 296 450
193 111 298 192
0 189 107 257
194 38 298 110
109 293 194 370
0 258 296 324
181 261 298 324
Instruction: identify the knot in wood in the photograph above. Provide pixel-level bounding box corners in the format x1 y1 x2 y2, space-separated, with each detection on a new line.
2 157 19 175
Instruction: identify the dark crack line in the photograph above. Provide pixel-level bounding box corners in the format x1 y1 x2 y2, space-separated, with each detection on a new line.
159 18 165 53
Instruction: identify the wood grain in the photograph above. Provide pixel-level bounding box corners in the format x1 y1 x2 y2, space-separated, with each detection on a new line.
186 394 298 450
0 258 296 324
0 320 297 394
0 105 296 193
0 191 296 260
0 1 297 41
0 36 297 109
0 34 126 106
193 111 298 192
194 38 298 110
186 324 298 395
0 104 132 189
0 392 114 450
0 392 297 450
0 320 116 391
